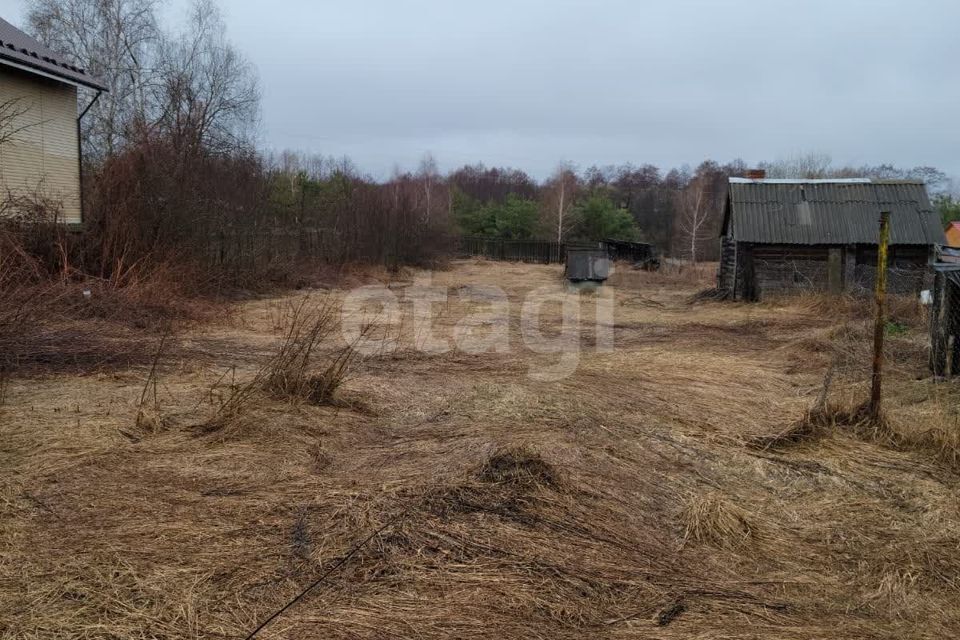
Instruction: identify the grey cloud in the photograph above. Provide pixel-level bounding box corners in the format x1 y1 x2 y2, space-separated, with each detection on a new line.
4 0 957 179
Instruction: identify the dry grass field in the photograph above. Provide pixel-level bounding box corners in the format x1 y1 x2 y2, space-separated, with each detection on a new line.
2 259 960 639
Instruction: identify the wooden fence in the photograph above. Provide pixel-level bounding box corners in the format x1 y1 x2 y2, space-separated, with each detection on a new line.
458 236 654 265
458 237 571 264
203 228 338 271
195 230 655 271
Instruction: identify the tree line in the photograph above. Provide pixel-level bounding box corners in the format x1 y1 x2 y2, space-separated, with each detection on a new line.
11 0 959 285
448 156 957 262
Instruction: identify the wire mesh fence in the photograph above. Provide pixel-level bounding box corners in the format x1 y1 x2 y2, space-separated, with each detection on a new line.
748 257 930 298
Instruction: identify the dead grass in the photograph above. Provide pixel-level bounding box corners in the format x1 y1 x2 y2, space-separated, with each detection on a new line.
608 259 717 291
680 491 757 549
0 249 219 377
475 445 564 489
2 259 960 639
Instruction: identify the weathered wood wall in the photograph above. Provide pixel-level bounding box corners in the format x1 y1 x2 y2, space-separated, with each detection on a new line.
750 245 831 299
724 241 932 301
930 267 960 376
718 237 737 293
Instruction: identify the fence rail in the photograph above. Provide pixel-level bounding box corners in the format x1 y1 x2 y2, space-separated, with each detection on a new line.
183 230 655 271
458 236 654 265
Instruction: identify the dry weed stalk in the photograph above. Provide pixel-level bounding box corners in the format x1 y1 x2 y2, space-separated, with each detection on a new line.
752 364 836 450
262 296 368 405
262 296 338 401
194 366 265 437
134 325 172 433
198 296 371 436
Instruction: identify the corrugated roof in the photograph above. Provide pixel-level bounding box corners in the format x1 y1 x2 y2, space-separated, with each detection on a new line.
723 179 945 246
0 17 106 91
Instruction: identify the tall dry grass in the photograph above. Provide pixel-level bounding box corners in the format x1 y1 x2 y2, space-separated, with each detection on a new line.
0 222 221 376
261 296 360 405
607 260 718 290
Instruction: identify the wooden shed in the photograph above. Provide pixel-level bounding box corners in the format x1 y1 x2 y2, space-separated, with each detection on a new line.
718 178 945 301
0 17 106 225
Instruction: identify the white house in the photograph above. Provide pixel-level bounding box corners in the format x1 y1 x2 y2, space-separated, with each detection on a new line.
0 17 105 225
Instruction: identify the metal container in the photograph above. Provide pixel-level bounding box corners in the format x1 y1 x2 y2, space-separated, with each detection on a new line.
565 249 610 283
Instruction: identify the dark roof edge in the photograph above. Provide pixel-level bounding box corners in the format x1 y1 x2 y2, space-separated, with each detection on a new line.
0 51 107 91
728 178 926 186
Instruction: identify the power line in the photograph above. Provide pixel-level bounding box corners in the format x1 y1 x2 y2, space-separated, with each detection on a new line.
243 506 410 639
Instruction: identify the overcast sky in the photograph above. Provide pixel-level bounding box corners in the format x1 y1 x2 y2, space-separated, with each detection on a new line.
2 0 958 180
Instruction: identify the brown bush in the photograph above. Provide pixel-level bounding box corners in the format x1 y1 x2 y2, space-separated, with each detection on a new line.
0 221 217 376
262 296 367 406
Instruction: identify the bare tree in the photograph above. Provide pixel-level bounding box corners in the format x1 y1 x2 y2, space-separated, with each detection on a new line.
760 152 833 179
541 162 578 243
27 0 162 158
152 0 260 154
28 0 258 158
416 153 441 223
0 97 40 147
676 176 710 264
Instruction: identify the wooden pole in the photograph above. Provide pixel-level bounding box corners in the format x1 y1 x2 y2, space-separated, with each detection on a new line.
869 210 891 419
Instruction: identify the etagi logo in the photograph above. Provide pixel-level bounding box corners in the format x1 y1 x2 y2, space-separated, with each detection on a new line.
340 273 615 381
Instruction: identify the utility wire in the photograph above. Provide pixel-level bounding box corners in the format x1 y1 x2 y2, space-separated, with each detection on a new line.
243 507 410 639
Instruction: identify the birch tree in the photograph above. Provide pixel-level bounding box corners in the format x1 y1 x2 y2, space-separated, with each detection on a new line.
541 162 578 243
676 176 710 264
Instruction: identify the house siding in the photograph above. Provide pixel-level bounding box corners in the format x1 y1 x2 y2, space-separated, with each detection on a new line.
0 67 80 224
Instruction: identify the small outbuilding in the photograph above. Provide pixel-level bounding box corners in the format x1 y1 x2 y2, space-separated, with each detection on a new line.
565 248 610 284
718 177 945 300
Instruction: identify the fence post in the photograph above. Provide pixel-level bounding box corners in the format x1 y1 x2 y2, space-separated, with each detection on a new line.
869 210 891 419
932 269 948 376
